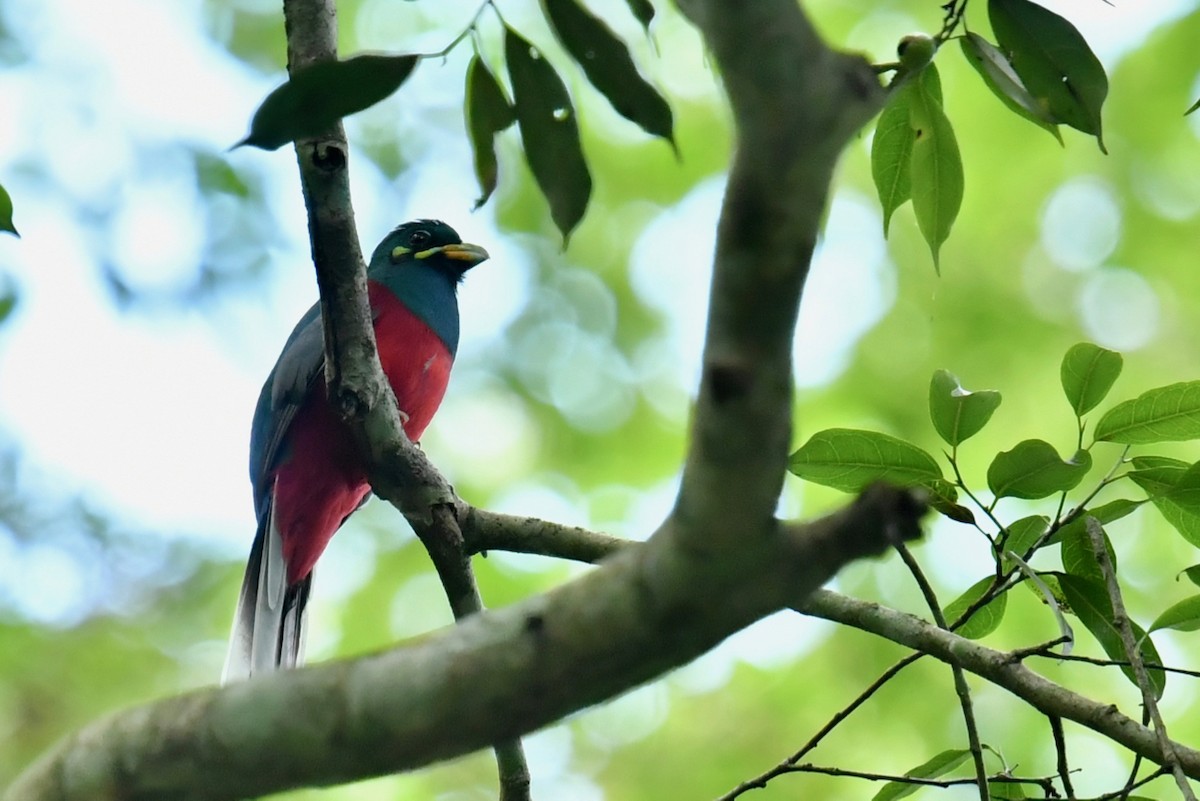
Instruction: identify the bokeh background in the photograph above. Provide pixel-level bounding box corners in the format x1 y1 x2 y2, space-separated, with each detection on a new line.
2 0 1200 798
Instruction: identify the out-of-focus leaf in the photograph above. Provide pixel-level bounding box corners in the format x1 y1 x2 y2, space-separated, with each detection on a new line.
623 0 655 32
506 27 592 241
1187 96 1200 116
989 0 1108 152
0 181 17 237
788 428 944 493
465 56 516 210
194 152 250 198
1183 564 1200 588
541 0 673 146
1149 595 1200 633
945 577 1007 639
238 54 419 150
1095 381 1200 444
929 369 1002 446
987 440 1091 500
872 749 971 801
1060 342 1123 417
0 292 15 324
1058 573 1166 697
907 64 962 271
960 32 1061 143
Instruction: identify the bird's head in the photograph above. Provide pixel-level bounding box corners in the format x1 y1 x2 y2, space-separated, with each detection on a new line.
369 219 489 283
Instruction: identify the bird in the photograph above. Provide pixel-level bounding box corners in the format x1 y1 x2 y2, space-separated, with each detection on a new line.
222 219 488 683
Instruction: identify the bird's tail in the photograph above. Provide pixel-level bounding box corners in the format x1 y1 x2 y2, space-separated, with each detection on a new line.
222 509 311 684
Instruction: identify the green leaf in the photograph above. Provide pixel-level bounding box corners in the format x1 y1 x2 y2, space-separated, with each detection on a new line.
907 64 963 271
1149 595 1200 633
1059 515 1116 583
788 428 945 493
1187 96 1200 116
1000 515 1050 564
987 440 1092 500
945 577 1008 639
1181 564 1200 588
541 0 674 146
872 749 971 801
506 27 593 241
465 56 516 210
238 54 419 150
989 0 1109 152
1058 573 1166 697
0 181 17 237
1127 460 1200 546
1060 342 1123 417
871 86 914 237
0 291 15 324
1052 498 1143 546
1012 561 1074 646
623 0 655 30
929 369 1002 447
1095 381 1200 444
959 32 1062 144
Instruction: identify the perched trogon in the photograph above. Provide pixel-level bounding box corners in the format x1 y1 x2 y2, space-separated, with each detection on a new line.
222 219 488 683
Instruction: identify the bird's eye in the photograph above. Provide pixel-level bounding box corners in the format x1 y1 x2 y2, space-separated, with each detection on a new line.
410 230 431 247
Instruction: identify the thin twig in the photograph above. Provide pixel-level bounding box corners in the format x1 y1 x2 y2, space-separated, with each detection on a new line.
1086 517 1195 801
894 541 989 801
774 762 1056 794
1048 715 1076 800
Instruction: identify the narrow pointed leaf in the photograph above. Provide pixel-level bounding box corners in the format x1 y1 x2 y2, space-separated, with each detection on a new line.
989 0 1108 152
960 32 1062 143
1187 97 1200 116
1094 381 1200 444
239 54 419 150
1149 595 1200 633
1058 573 1166 697
945 577 1008 639
929 369 1002 446
541 0 673 145
0 181 17 237
871 86 914 237
465 56 516 210
987 440 1091 500
1061 342 1123 416
872 750 971 801
788 428 945 495
1182 564 1200 588
506 27 592 240
1012 558 1074 649
908 64 962 271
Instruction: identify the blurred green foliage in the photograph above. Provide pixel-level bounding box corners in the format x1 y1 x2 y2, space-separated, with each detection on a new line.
2 1 1200 799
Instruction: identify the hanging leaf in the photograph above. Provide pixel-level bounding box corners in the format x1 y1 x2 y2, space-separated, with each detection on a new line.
540 0 674 146
1058 573 1166 698
907 64 963 272
0 181 17 237
1060 342 1123 417
788 428 945 493
959 32 1061 144
989 0 1108 152
871 85 915 237
506 27 593 241
987 440 1091 500
872 749 972 801
1149 595 1200 633
1094 381 1200 444
929 369 1002 447
945 577 1008 639
1060 515 1117 583
623 0 655 30
465 56 516 210
238 54 419 150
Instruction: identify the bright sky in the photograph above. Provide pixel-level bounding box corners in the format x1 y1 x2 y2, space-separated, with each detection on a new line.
0 0 1189 632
